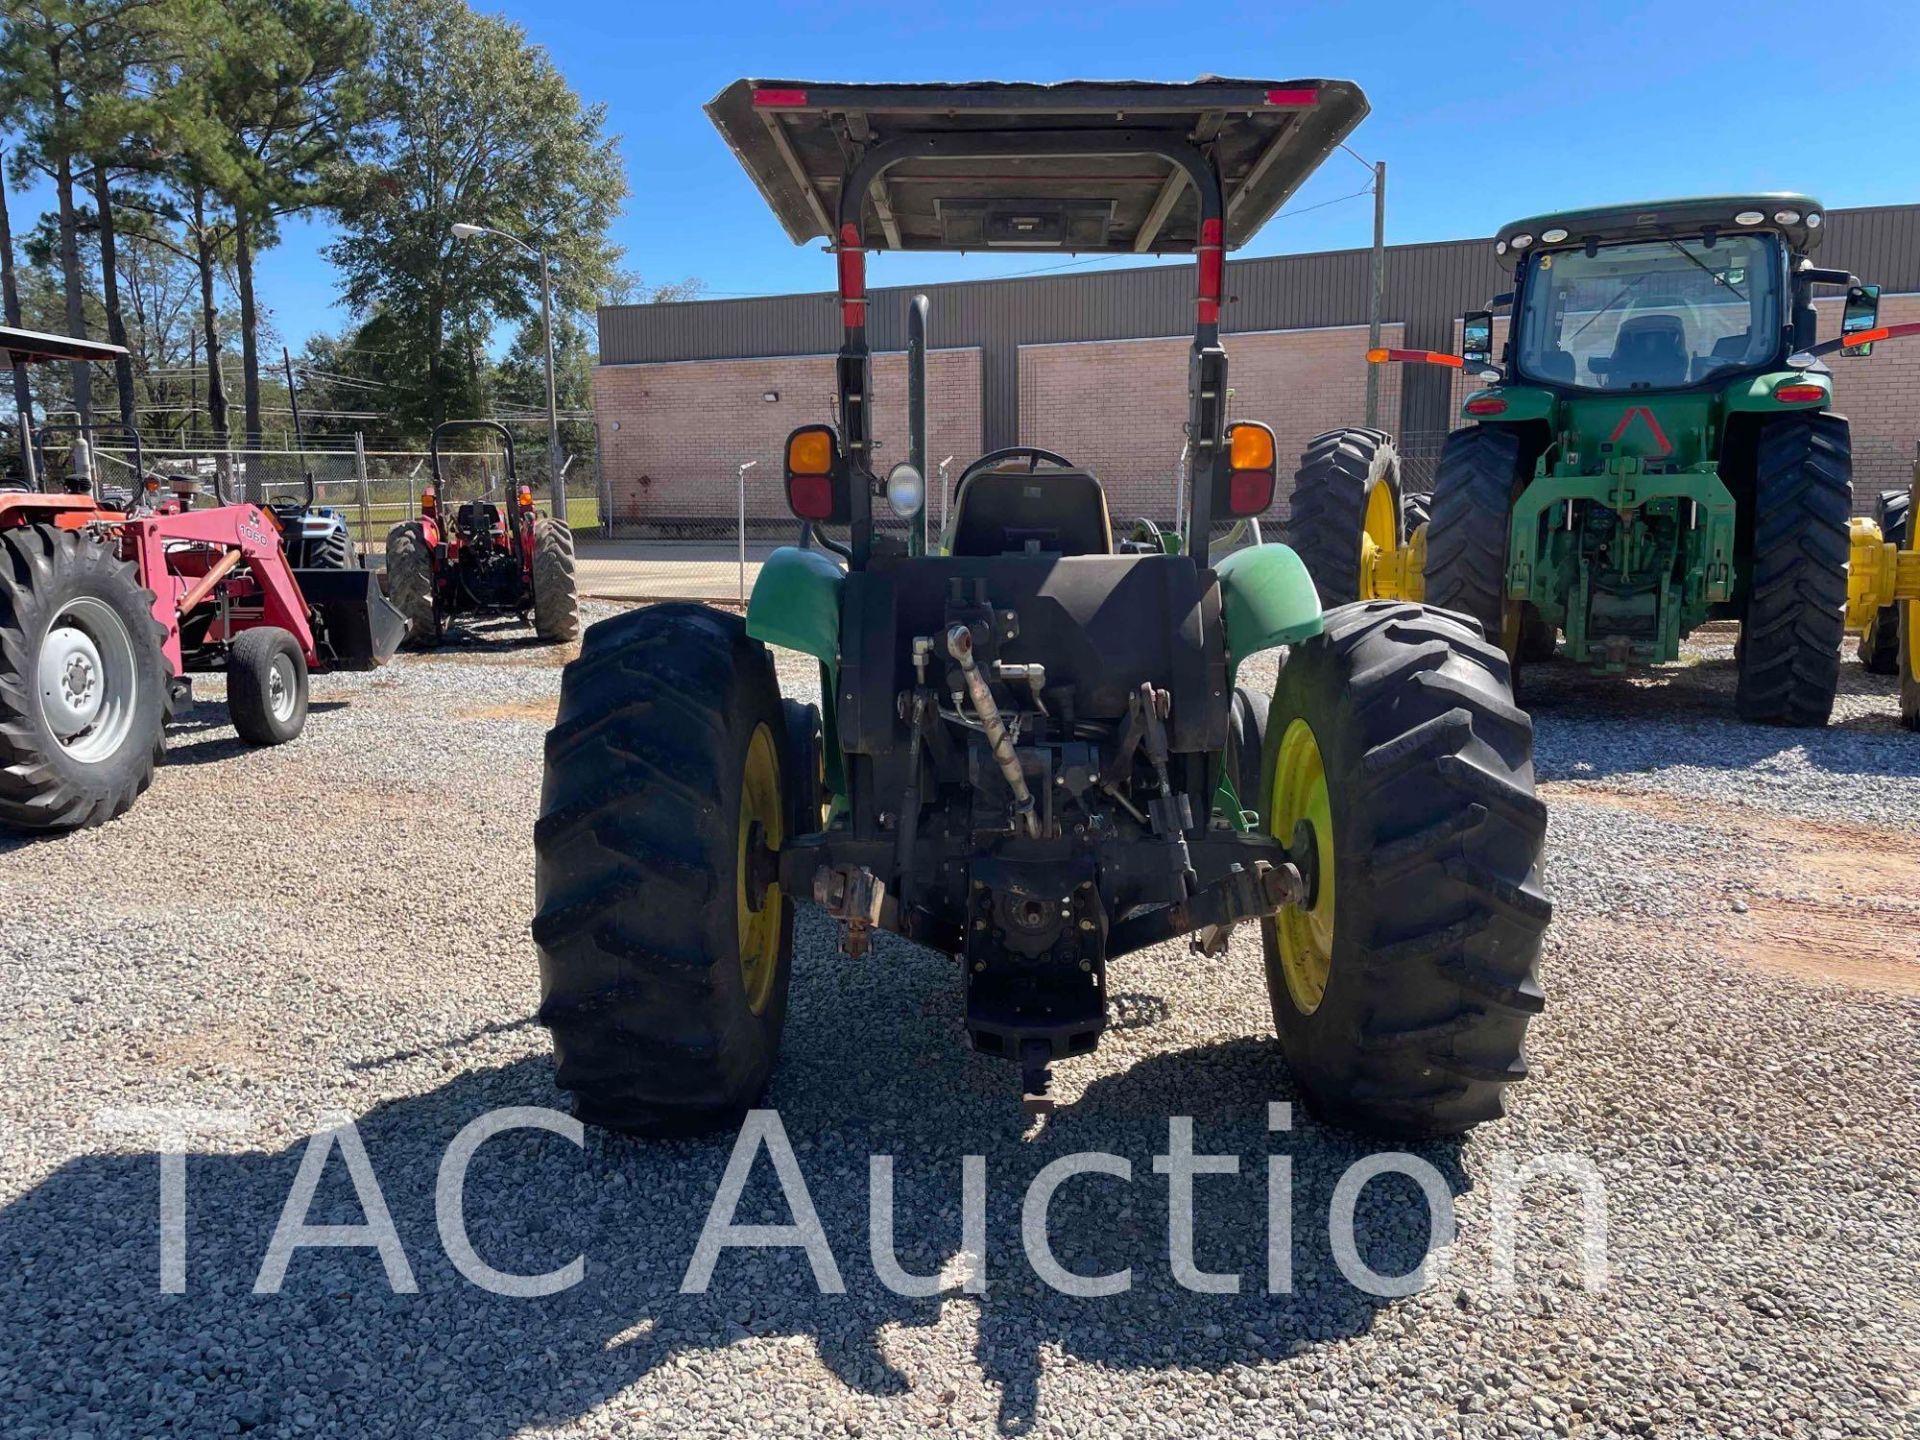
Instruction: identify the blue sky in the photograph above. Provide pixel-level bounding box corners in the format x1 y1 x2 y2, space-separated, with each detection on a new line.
12 0 1920 350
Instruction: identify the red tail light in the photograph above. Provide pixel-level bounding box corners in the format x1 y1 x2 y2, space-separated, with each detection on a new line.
787 474 836 520
1465 396 1509 416
1773 383 1825 404
1227 469 1275 516
752 88 807 107
1263 88 1319 106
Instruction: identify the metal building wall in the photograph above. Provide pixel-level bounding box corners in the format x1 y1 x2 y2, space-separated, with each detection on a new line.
598 203 1920 449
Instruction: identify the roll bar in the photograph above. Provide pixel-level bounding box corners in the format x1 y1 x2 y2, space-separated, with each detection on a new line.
832 132 1231 569
429 419 517 487
32 420 145 506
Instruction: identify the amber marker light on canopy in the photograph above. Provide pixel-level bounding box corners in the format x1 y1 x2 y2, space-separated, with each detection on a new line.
421 487 437 512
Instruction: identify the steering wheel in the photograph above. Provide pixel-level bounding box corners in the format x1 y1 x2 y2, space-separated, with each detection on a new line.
953 446 1076 492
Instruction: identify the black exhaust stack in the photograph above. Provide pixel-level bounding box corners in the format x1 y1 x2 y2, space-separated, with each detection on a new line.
907 292 929 555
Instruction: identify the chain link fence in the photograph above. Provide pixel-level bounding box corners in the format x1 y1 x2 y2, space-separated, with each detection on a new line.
57 437 604 558
42 422 1907 607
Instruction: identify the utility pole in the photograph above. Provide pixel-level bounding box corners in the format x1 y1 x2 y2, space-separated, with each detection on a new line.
450 222 565 514
0 146 38 488
1364 160 1386 429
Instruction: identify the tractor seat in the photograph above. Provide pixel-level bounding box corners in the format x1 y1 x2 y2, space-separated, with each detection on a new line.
1602 315 1689 388
947 467 1113 558
458 500 502 533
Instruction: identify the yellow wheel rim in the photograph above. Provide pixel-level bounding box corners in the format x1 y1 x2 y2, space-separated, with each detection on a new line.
1357 480 1399 600
1269 717 1335 1015
1499 600 1524 660
735 722 784 1015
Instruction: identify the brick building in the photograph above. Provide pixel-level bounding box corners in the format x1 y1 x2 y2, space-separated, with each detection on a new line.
594 204 1920 532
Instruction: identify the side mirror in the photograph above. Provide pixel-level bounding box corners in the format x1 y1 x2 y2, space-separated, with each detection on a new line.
784 424 847 522
1461 310 1496 368
1218 420 1277 518
1841 284 1881 356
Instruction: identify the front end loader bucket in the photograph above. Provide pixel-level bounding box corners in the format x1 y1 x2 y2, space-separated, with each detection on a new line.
296 567 409 670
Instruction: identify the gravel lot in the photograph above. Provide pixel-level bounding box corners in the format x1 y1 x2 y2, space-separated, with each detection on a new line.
2 609 1915 1439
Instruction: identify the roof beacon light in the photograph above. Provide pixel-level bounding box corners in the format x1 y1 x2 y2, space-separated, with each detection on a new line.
1734 210 1765 225
1541 227 1568 243
1773 209 1802 225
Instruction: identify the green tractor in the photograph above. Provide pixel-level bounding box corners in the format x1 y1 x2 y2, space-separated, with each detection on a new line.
1293 196 1920 726
533 79 1550 1137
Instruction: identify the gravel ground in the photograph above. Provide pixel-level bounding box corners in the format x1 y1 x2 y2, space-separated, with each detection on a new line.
1 609 1915 1439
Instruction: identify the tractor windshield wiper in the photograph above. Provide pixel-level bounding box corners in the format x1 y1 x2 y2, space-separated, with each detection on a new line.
1567 270 1650 342
1667 239 1746 301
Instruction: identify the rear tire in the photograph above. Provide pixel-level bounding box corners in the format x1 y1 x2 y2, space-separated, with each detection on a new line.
1225 685 1269 826
1288 427 1401 607
0 525 168 830
780 697 825 837
1859 488 1908 675
534 603 794 1135
227 627 309 745
1736 413 1850 726
305 517 352 571
1260 601 1549 1136
385 521 440 649
1402 491 1432 534
1426 424 1522 650
531 517 580 643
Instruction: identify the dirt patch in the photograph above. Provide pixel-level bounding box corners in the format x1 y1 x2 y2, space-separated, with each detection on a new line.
1546 781 1920 995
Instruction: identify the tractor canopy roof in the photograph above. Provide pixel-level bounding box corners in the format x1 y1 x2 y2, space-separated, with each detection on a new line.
0 325 128 368
1493 195 1827 267
707 77 1368 255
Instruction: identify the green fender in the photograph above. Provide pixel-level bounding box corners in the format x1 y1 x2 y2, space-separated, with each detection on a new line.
746 545 843 664
747 545 848 803
1215 542 1324 681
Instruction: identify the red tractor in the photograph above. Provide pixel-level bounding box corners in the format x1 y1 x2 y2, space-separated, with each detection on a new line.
1 326 406 830
383 419 579 647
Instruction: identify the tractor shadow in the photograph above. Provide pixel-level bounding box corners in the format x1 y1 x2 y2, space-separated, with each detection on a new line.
1524 654 1918 782
0 923 1467 1436
160 701 352 767
411 613 568 655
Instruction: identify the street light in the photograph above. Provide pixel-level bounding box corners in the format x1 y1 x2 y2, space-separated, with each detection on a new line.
451 221 565 514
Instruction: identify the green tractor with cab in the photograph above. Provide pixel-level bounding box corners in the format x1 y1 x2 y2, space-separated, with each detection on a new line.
533 78 1551 1137
1293 195 1920 727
